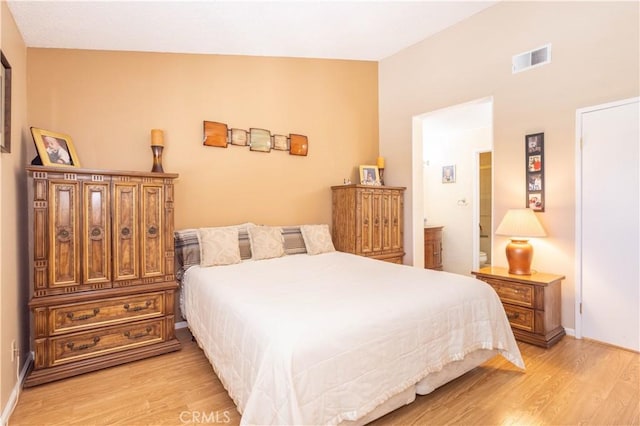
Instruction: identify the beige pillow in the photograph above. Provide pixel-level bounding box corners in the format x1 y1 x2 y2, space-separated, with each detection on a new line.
197 227 242 266
248 226 285 260
300 224 335 255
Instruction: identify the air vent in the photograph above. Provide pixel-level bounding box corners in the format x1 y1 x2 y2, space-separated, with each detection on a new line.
512 44 551 74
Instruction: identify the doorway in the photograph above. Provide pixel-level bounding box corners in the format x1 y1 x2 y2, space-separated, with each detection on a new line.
412 97 493 275
478 152 492 267
575 97 639 351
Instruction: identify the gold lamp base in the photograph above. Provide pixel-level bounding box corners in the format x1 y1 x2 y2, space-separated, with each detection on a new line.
505 239 533 275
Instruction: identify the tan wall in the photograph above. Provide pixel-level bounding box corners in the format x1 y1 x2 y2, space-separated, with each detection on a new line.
27 49 379 229
379 1 639 330
1 1 29 416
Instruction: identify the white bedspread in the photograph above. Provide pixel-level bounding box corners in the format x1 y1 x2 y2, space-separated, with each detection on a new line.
182 252 524 425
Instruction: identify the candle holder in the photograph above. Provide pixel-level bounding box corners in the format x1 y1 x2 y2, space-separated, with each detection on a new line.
151 145 164 173
379 168 385 186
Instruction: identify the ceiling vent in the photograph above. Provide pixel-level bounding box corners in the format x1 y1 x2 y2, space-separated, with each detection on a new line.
512 44 551 74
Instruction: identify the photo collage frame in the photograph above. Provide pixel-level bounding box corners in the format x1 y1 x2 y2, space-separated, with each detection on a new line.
526 132 544 212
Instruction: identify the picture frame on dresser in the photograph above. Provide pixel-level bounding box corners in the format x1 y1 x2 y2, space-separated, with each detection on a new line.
30 127 81 167
359 165 380 185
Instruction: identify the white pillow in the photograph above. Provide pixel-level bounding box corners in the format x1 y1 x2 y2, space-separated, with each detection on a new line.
197 227 241 266
300 224 335 255
248 226 285 260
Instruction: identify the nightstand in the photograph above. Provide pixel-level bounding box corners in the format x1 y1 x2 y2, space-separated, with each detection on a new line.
472 266 565 348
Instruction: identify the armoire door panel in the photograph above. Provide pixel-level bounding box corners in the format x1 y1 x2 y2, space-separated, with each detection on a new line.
381 192 391 251
371 191 383 252
359 190 374 254
49 182 81 288
113 183 138 281
390 191 402 251
83 183 111 284
141 184 164 277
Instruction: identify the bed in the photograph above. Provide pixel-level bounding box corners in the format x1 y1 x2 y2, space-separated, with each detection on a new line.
175 224 524 425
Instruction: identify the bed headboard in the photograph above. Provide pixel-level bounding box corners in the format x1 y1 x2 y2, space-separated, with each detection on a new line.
174 226 307 281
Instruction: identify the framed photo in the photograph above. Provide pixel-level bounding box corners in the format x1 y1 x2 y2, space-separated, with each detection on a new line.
249 128 271 153
230 128 248 146
359 165 380 185
272 134 289 151
289 134 308 156
442 165 456 183
525 132 544 211
31 127 81 167
1 51 11 154
203 121 228 148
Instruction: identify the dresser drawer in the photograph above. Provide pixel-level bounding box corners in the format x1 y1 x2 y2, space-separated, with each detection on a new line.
503 304 534 332
50 318 165 366
482 278 534 308
50 292 165 335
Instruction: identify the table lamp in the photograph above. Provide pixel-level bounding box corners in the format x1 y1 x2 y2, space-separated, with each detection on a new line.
495 208 546 275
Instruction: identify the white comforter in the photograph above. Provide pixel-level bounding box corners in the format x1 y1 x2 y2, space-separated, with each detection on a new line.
182 252 524 425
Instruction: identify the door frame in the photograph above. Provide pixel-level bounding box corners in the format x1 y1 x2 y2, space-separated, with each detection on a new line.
574 96 639 339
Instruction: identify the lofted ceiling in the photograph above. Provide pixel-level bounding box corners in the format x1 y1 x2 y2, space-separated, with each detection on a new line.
7 1 496 61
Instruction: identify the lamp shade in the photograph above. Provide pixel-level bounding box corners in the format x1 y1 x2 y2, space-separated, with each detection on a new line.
495 208 546 238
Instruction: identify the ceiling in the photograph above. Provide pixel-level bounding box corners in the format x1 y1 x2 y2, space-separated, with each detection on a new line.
7 1 496 61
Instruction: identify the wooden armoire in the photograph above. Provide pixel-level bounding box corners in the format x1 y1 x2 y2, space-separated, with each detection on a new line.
25 166 181 387
331 185 405 264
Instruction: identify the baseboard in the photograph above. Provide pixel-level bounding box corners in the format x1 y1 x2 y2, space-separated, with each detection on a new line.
1 352 33 426
564 327 575 337
175 321 188 329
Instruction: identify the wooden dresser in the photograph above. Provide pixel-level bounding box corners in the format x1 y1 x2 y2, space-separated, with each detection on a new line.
472 266 565 348
424 226 443 270
331 185 405 263
25 166 181 387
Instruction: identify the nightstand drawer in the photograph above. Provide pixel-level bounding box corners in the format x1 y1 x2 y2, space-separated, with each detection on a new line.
50 318 164 366
50 292 165 335
483 278 534 308
503 304 534 332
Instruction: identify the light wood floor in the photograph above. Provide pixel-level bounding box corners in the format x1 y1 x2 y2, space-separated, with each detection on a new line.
9 328 639 425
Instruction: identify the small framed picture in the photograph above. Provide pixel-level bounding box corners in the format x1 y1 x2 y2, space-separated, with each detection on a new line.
1 51 11 154
272 134 289 151
528 192 543 210
249 128 271 153
289 134 308 156
359 165 380 185
525 132 545 211
442 165 456 183
230 128 248 146
30 127 81 167
202 121 228 148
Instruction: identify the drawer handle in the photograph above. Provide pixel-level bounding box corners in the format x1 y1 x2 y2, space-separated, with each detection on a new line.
66 336 100 351
67 308 100 321
121 227 131 237
507 312 520 320
124 327 153 340
123 300 152 312
363 219 369 225
148 226 158 236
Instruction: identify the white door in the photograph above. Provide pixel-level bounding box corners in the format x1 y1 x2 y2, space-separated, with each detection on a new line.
577 98 639 351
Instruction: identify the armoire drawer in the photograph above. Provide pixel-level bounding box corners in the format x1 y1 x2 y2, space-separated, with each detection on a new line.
50 292 165 335
50 318 164 366
483 278 534 308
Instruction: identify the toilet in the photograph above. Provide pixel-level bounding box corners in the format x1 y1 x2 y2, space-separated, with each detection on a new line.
479 251 488 267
